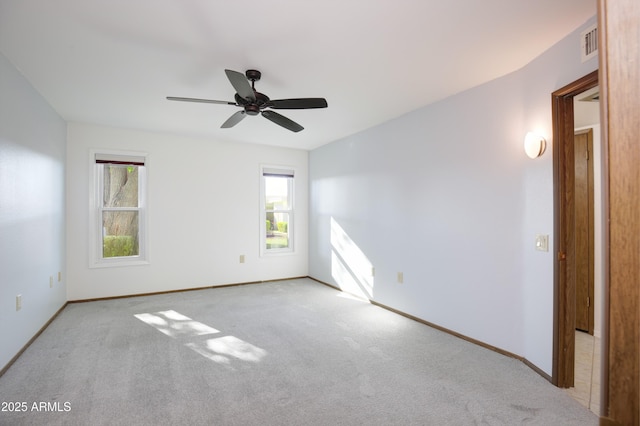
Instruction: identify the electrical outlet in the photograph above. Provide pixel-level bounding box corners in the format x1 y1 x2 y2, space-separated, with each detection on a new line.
49 276 54 288
58 271 62 282
397 272 404 284
371 267 375 277
16 295 22 311
239 255 245 264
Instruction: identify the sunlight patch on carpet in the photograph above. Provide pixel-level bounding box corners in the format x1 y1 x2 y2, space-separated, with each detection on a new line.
186 336 268 365
135 310 268 366
134 310 220 338
336 292 371 303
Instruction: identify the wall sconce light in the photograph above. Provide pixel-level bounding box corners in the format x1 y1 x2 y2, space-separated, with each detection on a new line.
524 132 546 159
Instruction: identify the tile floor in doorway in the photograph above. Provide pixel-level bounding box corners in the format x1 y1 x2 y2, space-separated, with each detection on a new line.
564 330 601 416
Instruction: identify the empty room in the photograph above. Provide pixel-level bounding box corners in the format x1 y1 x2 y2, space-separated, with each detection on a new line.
1 1 638 425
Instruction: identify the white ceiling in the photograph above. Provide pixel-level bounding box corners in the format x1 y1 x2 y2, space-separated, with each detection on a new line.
0 0 596 150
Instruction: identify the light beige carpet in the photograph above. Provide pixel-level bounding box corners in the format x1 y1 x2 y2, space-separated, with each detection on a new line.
0 278 597 425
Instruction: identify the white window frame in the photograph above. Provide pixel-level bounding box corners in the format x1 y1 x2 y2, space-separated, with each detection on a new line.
89 149 149 268
260 165 295 256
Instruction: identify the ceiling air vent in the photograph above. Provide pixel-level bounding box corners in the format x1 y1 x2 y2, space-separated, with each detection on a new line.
581 24 598 63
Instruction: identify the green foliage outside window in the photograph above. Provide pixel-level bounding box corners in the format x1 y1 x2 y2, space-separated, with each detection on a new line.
266 236 289 249
103 235 137 257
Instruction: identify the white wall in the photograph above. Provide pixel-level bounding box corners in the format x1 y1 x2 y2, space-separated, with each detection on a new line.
309 17 599 375
66 123 308 300
0 53 67 370
518 17 599 372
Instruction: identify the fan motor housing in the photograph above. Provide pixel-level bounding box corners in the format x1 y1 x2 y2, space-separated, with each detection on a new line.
244 104 260 116
255 92 270 106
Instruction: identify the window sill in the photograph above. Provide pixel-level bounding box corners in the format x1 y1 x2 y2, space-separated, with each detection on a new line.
260 250 295 257
90 259 150 269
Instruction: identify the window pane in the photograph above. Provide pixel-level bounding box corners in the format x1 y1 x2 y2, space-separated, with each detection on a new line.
102 211 139 257
103 164 139 208
265 176 289 209
266 212 289 249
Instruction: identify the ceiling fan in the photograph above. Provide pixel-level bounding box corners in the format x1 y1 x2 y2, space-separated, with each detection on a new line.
167 69 328 133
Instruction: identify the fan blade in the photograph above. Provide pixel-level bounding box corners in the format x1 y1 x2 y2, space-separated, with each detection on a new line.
221 111 247 128
167 96 237 105
262 110 304 132
267 98 328 109
225 69 256 102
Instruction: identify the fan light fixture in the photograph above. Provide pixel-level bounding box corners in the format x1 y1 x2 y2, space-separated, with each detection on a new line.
524 132 546 159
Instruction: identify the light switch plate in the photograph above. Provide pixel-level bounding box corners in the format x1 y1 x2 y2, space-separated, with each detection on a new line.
535 234 549 252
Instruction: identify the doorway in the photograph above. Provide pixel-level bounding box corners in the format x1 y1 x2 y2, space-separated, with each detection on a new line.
567 92 602 413
551 70 599 389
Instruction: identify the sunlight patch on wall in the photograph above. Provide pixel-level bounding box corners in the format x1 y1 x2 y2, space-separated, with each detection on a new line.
330 217 374 299
135 310 267 367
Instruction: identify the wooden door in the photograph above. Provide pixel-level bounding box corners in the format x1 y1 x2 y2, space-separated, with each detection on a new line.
574 129 594 335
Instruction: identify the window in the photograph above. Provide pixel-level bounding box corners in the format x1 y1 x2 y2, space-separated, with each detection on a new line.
260 166 294 255
90 151 148 267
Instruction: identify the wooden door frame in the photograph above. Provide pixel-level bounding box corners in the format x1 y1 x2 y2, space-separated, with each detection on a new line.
598 0 640 422
551 70 598 388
